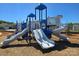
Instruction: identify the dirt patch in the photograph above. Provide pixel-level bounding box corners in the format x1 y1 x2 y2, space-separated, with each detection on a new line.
0 31 79 56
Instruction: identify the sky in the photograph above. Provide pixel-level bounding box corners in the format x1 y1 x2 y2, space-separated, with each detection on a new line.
0 3 79 23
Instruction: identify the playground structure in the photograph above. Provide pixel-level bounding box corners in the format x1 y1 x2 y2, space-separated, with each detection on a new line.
0 4 69 49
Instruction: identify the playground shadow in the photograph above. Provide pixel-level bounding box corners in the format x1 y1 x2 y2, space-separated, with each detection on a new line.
1 40 79 54
30 40 79 54
60 40 79 48
1 44 30 49
29 41 67 53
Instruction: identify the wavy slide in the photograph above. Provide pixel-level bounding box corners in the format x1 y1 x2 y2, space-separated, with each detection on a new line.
33 29 55 49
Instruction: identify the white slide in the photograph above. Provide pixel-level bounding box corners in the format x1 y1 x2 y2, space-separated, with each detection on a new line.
33 29 55 49
53 26 69 41
0 28 28 47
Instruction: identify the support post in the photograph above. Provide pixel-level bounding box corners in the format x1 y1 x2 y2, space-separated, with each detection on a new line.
46 8 47 29
35 9 36 20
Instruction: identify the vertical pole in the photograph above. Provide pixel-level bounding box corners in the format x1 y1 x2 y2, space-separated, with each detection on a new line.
26 18 28 28
40 10 42 28
35 9 36 29
35 9 36 20
29 17 31 32
39 10 40 22
30 17 32 31
31 17 33 30
39 10 41 28
16 20 18 33
41 10 42 21
46 8 47 29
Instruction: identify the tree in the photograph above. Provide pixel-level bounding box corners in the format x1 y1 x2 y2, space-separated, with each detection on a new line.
66 22 73 35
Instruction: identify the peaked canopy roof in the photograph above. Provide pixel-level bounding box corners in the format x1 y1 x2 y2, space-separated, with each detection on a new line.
35 3 47 10
27 13 35 17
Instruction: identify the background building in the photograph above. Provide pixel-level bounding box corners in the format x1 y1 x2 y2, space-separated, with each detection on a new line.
47 15 63 30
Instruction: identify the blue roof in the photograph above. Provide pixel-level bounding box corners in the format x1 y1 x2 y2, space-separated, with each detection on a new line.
35 3 47 10
27 13 35 17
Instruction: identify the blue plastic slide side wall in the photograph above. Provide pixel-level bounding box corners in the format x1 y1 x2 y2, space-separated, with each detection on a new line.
42 29 52 38
21 23 26 30
21 22 28 39
22 32 28 40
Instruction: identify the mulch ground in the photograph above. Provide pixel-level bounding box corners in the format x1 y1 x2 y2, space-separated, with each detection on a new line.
0 31 79 56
